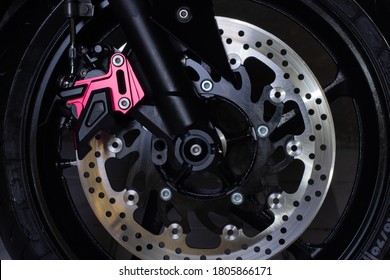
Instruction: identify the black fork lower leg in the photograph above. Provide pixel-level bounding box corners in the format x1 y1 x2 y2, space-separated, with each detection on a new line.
109 0 210 136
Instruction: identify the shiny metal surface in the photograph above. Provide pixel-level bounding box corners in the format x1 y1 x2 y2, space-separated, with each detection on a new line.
76 17 335 259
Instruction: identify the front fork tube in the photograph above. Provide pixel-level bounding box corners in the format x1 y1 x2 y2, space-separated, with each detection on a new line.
109 0 211 136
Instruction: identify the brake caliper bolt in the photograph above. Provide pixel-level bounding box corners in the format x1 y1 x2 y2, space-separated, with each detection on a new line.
112 54 124 67
231 192 244 205
160 188 173 201
201 80 214 92
79 69 88 77
257 125 269 138
119 98 131 110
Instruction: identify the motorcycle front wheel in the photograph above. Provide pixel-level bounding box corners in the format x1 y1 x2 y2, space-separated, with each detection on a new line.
0 0 389 259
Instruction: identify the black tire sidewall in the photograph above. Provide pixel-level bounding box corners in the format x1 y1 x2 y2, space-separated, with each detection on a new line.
322 0 390 260
0 0 66 259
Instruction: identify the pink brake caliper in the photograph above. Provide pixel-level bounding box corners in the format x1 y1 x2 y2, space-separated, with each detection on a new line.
62 53 145 159
67 53 145 118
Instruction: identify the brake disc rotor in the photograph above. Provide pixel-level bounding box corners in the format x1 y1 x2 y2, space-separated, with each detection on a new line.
77 17 335 259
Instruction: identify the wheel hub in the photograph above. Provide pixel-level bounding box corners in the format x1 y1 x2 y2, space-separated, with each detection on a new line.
175 130 216 171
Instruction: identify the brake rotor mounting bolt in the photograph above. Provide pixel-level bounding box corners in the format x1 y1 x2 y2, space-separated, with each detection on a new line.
268 193 284 209
168 223 183 240
160 188 173 202
231 192 244 205
119 98 131 110
286 140 303 157
112 54 124 67
201 80 214 92
257 125 269 138
107 137 123 154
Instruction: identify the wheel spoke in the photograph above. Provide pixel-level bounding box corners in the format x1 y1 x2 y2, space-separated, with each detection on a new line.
324 69 349 103
137 191 164 235
277 109 297 128
225 131 254 145
288 239 323 260
211 164 238 187
231 206 274 233
267 104 284 131
267 156 294 174
59 159 78 169
266 134 294 174
195 210 224 234
172 164 193 186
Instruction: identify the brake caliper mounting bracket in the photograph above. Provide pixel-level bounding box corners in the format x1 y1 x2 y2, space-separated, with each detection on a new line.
60 53 145 159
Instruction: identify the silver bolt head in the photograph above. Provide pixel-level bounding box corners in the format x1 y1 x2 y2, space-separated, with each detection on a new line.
179 9 189 18
107 137 123 154
168 223 183 240
231 192 244 205
160 188 173 201
286 140 303 157
190 144 202 156
201 80 214 92
268 193 284 209
125 190 139 206
223 224 239 241
270 87 286 103
177 8 191 21
119 98 131 110
112 54 124 67
257 125 269 138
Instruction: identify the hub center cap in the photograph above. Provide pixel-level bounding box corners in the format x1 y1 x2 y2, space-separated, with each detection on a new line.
175 130 216 171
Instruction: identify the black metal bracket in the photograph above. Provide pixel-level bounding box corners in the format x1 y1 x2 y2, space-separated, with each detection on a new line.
64 0 95 18
74 90 116 159
109 0 213 136
150 0 234 82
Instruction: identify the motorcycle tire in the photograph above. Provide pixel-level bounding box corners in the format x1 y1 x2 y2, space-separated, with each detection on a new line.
0 0 389 259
